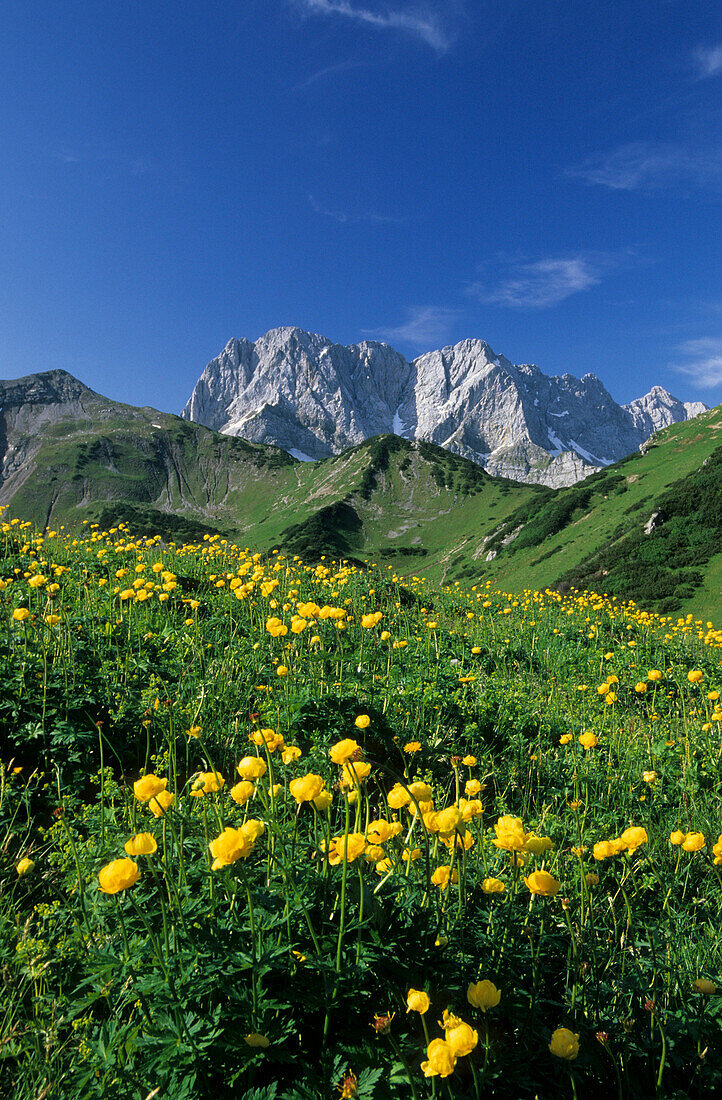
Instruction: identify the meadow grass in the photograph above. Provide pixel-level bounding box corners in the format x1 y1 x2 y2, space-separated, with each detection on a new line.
1 513 722 1099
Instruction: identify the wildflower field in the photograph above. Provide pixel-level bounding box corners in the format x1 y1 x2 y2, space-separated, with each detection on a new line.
2 514 722 1100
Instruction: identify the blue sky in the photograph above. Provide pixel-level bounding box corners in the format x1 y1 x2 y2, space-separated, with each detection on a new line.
1 0 721 413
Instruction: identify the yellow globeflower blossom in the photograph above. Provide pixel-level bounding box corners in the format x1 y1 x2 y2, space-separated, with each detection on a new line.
493 816 527 852
525 870 560 896
329 739 361 764
148 790 174 817
619 826 647 852
98 858 140 894
124 833 157 856
289 774 325 803
670 830 685 846
687 670 704 684
313 789 333 811
682 832 705 852
236 756 267 780
340 760 371 788
525 835 553 856
387 783 411 809
430 865 458 890
559 734 573 745
281 746 302 764
354 714 371 729
446 1021 478 1057
209 827 252 869
16 857 35 875
12 608 30 622
465 779 481 796
467 980 501 1011
579 731 598 749
481 877 505 894
421 1039 456 1078
462 754 477 765
325 833 366 865
133 774 167 803
190 771 225 796
549 1028 579 1060
647 669 663 681
406 989 430 1014
230 781 255 805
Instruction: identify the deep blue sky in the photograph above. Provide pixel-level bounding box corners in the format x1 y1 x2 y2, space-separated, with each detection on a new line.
2 0 721 412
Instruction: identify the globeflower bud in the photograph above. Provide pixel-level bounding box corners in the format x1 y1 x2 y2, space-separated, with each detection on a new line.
549 1027 580 1060
467 980 501 1011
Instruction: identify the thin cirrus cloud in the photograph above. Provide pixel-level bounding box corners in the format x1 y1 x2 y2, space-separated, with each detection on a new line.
306 192 402 223
468 256 603 310
693 44 722 79
674 338 722 388
364 306 462 349
568 141 722 191
294 0 460 54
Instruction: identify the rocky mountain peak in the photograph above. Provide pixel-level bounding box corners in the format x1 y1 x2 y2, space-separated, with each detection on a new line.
181 329 707 487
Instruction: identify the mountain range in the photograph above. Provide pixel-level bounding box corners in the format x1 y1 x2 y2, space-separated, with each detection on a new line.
181 327 706 488
0 365 720 620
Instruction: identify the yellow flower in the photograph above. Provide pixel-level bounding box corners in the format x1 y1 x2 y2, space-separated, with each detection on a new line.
387 783 411 808
16 857 35 876
230 780 255 805
525 835 553 856
525 870 560 896
313 789 333 811
354 714 371 729
481 877 505 894
467 980 501 1011
366 819 401 844
549 1027 579 1060
431 865 458 890
124 833 157 856
404 741 421 753
634 682 648 694
236 756 267 780
340 760 371 788
421 1038 456 1078
579 731 598 750
687 670 704 684
464 779 481 796
446 1021 478 1057
98 858 140 894
647 669 663 681
642 770 657 783
693 979 717 995
241 818 266 844
406 989 430 1014
12 608 30 622
559 734 573 745
191 770 225 795
361 612 383 628
244 1032 270 1048
619 826 647 852
682 832 705 852
435 806 462 836
148 790 174 817
670 830 685 846
282 746 302 764
493 816 527 852
329 739 361 764
276 665 288 677
133 773 167 803
325 833 366 865
208 827 252 869
462 754 477 766
289 774 325 803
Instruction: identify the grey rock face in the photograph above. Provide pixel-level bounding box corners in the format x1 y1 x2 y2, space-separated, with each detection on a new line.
182 328 707 487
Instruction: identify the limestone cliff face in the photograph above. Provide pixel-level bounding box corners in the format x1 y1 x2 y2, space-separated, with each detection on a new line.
182 328 707 487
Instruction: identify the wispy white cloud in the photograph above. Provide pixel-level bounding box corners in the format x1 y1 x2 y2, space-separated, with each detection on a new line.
693 44 722 79
307 192 402 223
468 255 603 310
364 306 461 348
569 141 722 191
674 337 722 387
294 0 459 53
296 58 371 89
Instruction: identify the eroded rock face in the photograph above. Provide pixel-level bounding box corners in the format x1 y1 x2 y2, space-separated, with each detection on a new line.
182 328 706 487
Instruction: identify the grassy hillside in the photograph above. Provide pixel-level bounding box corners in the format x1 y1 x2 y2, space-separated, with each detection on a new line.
1 374 720 621
2 521 722 1098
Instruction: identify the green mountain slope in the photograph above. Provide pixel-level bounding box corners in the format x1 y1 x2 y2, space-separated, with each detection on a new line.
1 370 720 620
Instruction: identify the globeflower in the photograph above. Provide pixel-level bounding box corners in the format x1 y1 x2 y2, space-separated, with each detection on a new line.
236 757 267 780
481 877 505 894
467 980 501 1011
431 865 458 890
693 979 717 995
230 780 255 805
148 790 174 817
124 833 157 856
289 774 325 803
687 670 704 684
191 770 225 795
209 827 252 869
549 1028 579 1060
493 815 527 852
16 857 35 876
421 1038 456 1078
98 858 140 894
682 832 705 852
579 731 598 750
406 989 430 1014
354 714 371 729
329 739 361 764
133 773 167 803
619 826 647 853
445 1021 478 1057
670 830 685 846
525 870 560 896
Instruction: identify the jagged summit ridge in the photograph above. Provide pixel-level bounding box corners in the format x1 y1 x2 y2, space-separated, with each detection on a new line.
181 328 706 487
